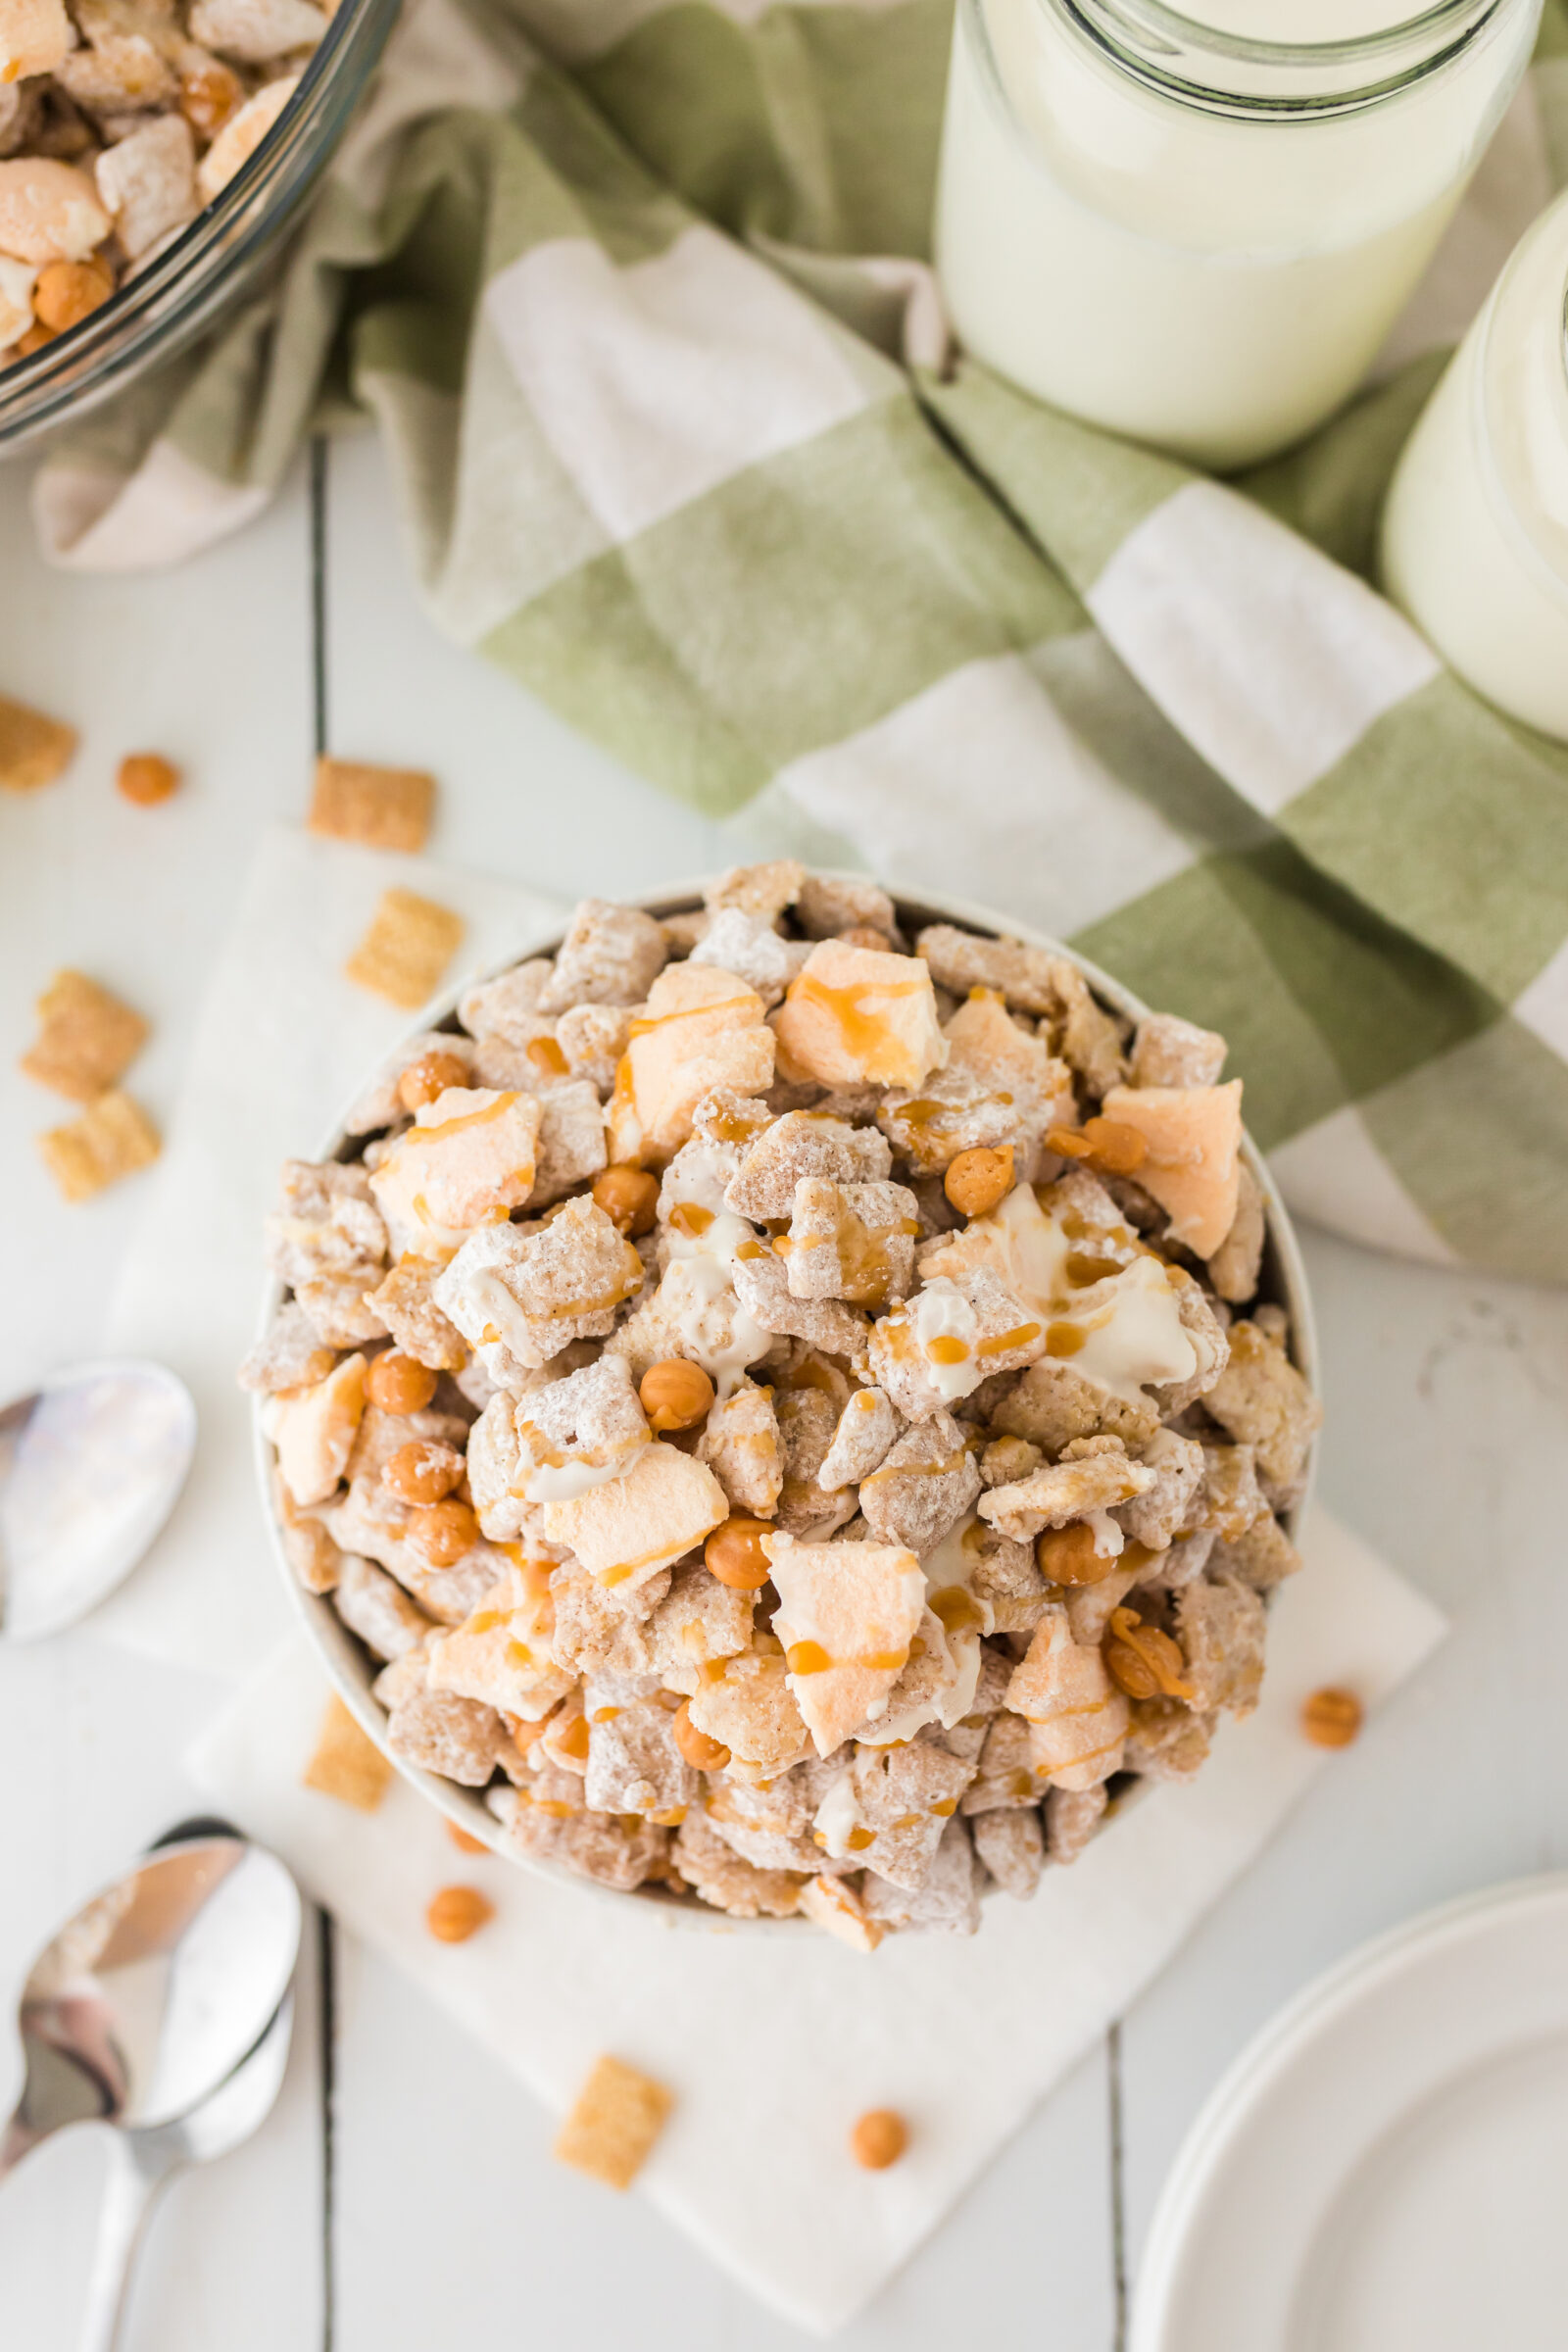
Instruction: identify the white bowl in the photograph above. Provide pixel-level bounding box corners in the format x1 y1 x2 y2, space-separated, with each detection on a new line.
255 876 1318 1927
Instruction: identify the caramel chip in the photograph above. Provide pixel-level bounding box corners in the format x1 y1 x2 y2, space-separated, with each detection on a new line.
555 2054 675 2190
21 970 148 1101
310 757 436 854
0 694 77 792
345 889 464 1009
303 1691 394 1812
37 1090 160 1202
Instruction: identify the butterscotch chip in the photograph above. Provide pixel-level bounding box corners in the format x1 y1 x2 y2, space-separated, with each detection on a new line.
311 757 436 853
851 2110 907 2169
303 1691 393 1811
425 1884 495 1942
555 2055 675 2191
37 1090 160 1202
1301 1687 1362 1748
345 889 465 1009
21 970 148 1101
0 694 77 792
117 753 180 807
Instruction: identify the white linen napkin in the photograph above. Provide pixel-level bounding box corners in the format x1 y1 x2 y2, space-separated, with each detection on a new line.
188 1510 1444 2336
92 825 567 1675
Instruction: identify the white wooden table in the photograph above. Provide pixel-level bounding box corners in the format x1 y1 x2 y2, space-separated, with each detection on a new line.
2 431 1565 2352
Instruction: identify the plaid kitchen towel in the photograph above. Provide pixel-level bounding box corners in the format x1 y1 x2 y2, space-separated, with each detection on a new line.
29 0 1568 1282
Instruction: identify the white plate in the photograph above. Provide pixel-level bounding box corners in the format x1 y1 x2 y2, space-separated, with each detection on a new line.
1132 1875 1568 2352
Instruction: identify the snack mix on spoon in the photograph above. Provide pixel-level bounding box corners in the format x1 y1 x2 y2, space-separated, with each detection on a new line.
0 0 325 365
244 866 1321 1948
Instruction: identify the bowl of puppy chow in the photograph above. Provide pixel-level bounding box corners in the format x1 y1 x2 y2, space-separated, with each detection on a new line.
243 864 1321 1947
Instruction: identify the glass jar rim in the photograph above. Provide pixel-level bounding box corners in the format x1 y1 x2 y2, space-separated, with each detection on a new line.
1032 0 1529 119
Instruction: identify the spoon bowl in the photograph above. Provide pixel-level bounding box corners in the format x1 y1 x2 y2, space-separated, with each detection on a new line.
0 1835 301 2182
0 1359 196 1642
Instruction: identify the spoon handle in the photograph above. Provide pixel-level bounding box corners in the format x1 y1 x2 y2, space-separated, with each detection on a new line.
78 2136 168 2352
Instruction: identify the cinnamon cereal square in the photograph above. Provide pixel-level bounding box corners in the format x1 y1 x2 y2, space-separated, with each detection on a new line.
21 970 148 1101
309 758 435 854
37 1090 160 1201
302 1691 394 1812
346 890 465 1009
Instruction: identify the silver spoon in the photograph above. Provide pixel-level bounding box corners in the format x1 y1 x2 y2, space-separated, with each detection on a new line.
76 1991 296 2352
0 1359 196 1642
0 1834 301 2186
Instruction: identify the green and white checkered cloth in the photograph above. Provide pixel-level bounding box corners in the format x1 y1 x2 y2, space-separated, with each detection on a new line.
33 0 1568 1282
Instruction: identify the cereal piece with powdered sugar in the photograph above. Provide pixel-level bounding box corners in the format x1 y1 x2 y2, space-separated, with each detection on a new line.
1195 1441 1265 1542
489 1785 670 1891
685 1646 811 1779
973 1805 1044 1899
333 1550 432 1662
967 1524 1053 1633
509 1353 649 1504
385 1687 510 1786
691 1087 774 1151
672 1807 802 1918
761 1533 926 1759
862 1817 981 1936
959 1709 1037 1815
275 1487 343 1594
979 1435 1041 1488
699 1785 823 1875
364 1256 467 1371
1131 1012 1227 1091
527 1079 608 1207
266 1354 367 1507
689 907 808 1009
1176 1575 1266 1716
879 994 1071 1176
830 1740 975 1889
582 1686 696 1819
238 1301 334 1395
608 961 775 1165
774 938 948 1093
1116 1428 1204 1550
369 1088 541 1257
915 926 1067 1017
1045 1783 1107 1863
858 1412 980 1556
695 1381 782 1516
1202 1318 1321 1500
798 874 897 943
641 1566 754 1695
292 1273 387 1349
548 1563 670 1678
729 1243 870 1359
1007 1604 1129 1790
1211 1510 1301 1592
991 1359 1161 1455
868 1267 1047 1423
980 1438 1153 1544
556 1003 635 1098
343 1032 476 1136
265 1160 386 1289
705 859 805 923
784 1178 920 1309
816 1385 900 1491
773 1386 858 1535
1051 961 1129 1100
1124 1694 1213 1782
1207 1159 1266 1303
1064 1561 1143 1647
539 899 667 1013
436 1199 644 1378
724 1107 891 1220
458 961 555 1053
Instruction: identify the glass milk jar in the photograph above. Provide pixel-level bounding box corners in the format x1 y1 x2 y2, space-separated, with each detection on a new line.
1381 189 1568 739
935 0 1542 468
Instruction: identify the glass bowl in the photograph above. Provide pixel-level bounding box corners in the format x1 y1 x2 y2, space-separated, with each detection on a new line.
0 0 401 456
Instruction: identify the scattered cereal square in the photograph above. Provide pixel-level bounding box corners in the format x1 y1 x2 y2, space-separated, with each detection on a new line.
37 1090 160 1202
302 1691 393 1812
0 693 76 792
554 2054 675 2190
21 970 148 1101
346 889 465 1009
310 757 435 853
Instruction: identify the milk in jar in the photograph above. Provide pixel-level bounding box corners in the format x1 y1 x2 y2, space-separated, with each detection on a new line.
935 0 1542 468
1381 188 1568 740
